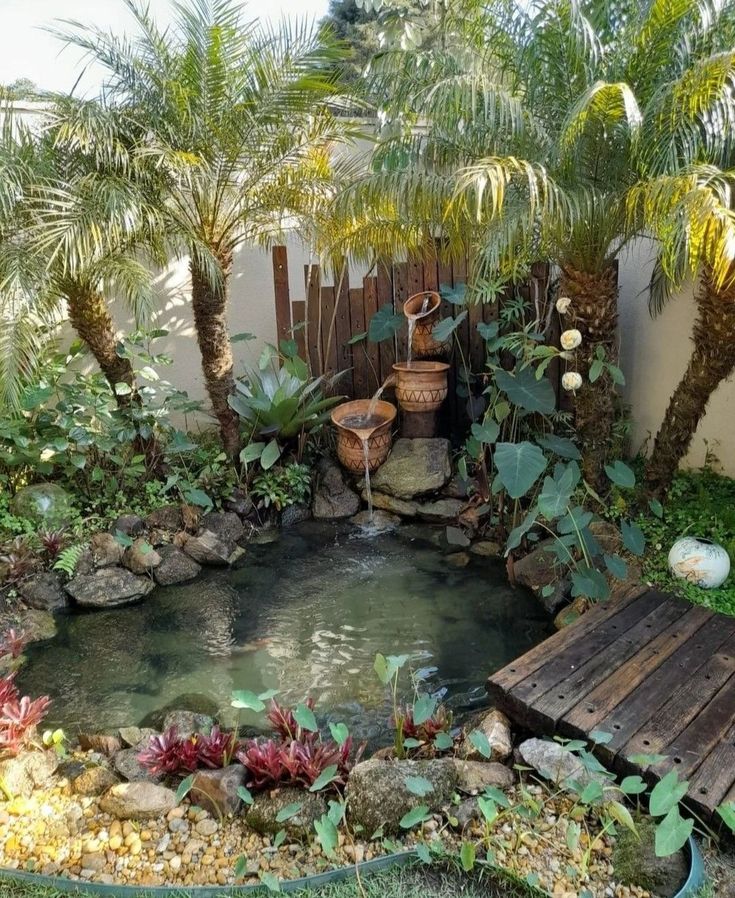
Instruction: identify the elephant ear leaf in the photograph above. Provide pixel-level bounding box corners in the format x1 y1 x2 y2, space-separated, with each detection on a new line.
368 304 404 342
495 367 555 414
494 442 547 499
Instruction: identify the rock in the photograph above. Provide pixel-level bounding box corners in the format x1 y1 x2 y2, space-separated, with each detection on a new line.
153 545 202 586
443 475 477 499
416 498 465 523
453 798 481 828
245 787 328 839
223 490 255 519
445 551 470 567
451 760 515 794
80 852 107 872
0 751 57 798
554 596 591 629
17 608 56 643
612 816 688 896
11 483 73 527
139 694 219 730
78 734 122 756
362 491 419 517
18 572 68 612
517 738 616 799
351 510 400 531
111 514 145 538
113 748 162 783
588 520 623 556
470 540 503 558
99 782 177 820
90 533 125 568
460 710 513 762
122 538 161 575
312 458 360 519
118 727 157 749
72 766 120 797
200 511 245 545
162 710 214 739
190 765 247 817
513 539 570 613
608 563 645 602
145 505 184 532
66 567 155 609
280 504 311 528
346 758 458 834
180 530 236 566
371 439 451 499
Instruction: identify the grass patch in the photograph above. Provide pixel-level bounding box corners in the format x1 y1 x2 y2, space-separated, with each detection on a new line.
638 469 735 616
0 864 539 898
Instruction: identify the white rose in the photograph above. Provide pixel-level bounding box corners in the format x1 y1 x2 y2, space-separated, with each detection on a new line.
560 328 582 350
556 296 572 314
562 371 583 392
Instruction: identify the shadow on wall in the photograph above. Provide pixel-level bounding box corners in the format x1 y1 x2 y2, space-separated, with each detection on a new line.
617 238 734 476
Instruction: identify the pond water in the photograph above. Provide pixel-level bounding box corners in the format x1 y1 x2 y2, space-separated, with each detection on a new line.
18 522 552 746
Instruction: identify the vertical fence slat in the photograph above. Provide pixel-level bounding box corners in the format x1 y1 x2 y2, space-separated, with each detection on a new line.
321 286 337 374
305 262 322 375
350 287 368 400
423 256 439 293
292 300 307 361
272 246 291 345
334 264 353 391
437 256 457 428
393 261 409 365
362 276 381 393
376 261 395 384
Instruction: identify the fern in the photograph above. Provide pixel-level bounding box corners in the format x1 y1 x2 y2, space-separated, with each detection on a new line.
53 544 86 578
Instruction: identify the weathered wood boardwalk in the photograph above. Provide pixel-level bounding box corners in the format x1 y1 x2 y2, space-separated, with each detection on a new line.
486 588 735 819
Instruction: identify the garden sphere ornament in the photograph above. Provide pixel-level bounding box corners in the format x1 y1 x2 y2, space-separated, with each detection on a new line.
668 536 730 589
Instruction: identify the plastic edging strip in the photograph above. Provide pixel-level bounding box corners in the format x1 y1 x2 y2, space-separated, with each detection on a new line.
0 850 417 897
672 837 707 898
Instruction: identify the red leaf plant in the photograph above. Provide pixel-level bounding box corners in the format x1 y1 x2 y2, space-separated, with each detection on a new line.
0 630 51 756
138 725 237 776
396 703 453 743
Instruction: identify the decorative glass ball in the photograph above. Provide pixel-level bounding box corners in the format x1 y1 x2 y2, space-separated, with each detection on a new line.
668 537 731 589
11 483 74 527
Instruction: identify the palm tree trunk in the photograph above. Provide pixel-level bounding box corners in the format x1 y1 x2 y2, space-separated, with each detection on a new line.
190 250 241 459
560 264 618 490
66 286 136 403
646 269 735 495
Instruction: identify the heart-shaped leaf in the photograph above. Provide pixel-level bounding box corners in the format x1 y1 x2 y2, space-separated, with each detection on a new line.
495 366 555 414
412 694 437 726
310 764 339 793
329 723 349 747
605 460 636 489
494 441 547 499
275 801 304 823
432 311 467 342
293 703 318 732
399 805 431 829
369 304 404 342
404 775 434 797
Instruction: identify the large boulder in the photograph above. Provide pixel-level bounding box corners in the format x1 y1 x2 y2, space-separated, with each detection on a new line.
65 568 155 609
90 533 125 568
0 751 57 798
451 760 514 794
153 545 202 587
346 758 458 834
416 498 464 523
18 572 68 612
517 738 616 799
371 439 451 499
312 458 360 520
99 782 176 820
363 491 418 517
17 609 56 643
122 538 161 575
145 505 184 532
200 511 245 545
245 787 328 839
513 539 570 614
162 709 214 739
110 514 145 538
179 530 237 566
191 765 248 817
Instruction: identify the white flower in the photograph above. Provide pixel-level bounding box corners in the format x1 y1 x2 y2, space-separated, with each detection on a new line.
556 296 572 314
560 328 582 351
562 371 583 392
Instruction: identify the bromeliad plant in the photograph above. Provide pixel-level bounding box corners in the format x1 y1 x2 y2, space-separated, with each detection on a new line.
137 726 237 777
0 630 51 758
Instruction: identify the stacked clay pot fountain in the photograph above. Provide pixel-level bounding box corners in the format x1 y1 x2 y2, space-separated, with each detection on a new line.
403 290 450 360
331 400 397 475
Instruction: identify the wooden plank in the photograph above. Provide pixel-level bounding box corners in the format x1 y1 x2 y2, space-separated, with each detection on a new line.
688 717 735 813
620 631 735 763
437 256 457 429
350 287 368 399
273 246 292 344
649 671 735 781
362 276 382 393
527 597 691 732
393 262 409 364
304 263 322 376
320 286 337 375
376 261 395 385
564 605 713 735
291 299 307 361
507 590 668 707
423 256 439 292
487 588 648 699
597 612 735 758
333 263 353 386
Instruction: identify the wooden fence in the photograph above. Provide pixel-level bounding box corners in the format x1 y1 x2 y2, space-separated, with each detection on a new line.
271 246 554 426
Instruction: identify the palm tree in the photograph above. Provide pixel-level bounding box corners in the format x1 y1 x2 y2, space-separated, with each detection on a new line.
0 99 164 411
629 166 735 494
53 0 359 458
336 0 735 488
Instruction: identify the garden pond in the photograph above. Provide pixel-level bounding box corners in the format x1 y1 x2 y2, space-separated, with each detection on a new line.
17 522 552 745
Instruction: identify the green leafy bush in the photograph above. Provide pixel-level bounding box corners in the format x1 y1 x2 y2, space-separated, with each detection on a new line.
251 463 312 511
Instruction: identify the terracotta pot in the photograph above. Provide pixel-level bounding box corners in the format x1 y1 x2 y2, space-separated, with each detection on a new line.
392 361 450 413
403 291 450 359
331 400 397 474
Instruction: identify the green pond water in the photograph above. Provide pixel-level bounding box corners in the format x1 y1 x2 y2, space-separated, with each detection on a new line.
18 522 552 746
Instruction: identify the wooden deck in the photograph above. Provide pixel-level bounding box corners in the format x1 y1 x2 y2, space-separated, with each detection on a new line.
486 588 735 819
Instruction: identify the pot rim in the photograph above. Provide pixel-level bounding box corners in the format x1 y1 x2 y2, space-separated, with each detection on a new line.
403 290 441 320
392 361 450 373
331 399 397 439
